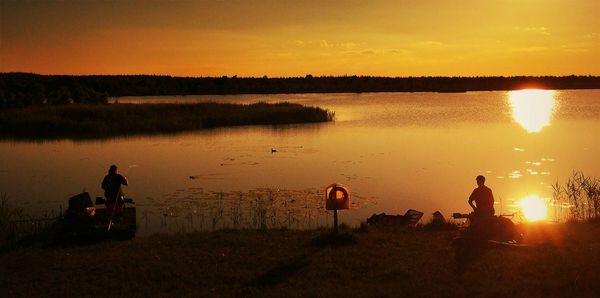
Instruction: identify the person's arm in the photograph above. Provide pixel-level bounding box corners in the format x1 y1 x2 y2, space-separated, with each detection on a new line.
468 190 477 211
121 175 128 186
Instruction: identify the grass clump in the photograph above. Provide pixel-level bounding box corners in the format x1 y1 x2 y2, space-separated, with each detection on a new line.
353 221 369 233
0 194 23 246
419 218 459 231
0 194 62 250
0 102 334 139
310 230 358 247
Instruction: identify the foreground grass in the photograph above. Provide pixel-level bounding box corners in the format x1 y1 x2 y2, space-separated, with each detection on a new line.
1 222 600 297
0 102 334 139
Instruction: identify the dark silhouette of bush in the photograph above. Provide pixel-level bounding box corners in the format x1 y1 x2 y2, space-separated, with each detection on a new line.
47 86 72 105
0 73 109 108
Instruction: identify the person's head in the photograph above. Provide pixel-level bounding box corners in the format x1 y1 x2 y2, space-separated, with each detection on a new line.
476 175 485 186
109 165 118 174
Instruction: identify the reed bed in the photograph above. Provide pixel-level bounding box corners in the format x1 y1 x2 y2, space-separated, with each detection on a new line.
0 194 60 248
552 171 600 222
0 194 22 245
0 102 334 139
142 187 374 234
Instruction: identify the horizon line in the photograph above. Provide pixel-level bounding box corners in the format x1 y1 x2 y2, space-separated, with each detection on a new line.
2 72 599 79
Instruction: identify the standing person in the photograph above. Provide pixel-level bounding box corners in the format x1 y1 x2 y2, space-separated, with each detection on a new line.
101 165 128 216
468 175 495 217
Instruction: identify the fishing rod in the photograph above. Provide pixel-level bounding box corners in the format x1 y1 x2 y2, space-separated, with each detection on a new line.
107 165 135 231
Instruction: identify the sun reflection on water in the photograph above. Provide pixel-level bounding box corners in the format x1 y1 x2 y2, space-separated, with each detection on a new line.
508 89 557 133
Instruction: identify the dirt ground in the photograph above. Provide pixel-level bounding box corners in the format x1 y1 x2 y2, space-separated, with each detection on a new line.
2 222 600 297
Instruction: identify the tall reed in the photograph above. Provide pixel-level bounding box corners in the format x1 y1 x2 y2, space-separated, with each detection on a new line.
553 172 600 221
0 194 23 244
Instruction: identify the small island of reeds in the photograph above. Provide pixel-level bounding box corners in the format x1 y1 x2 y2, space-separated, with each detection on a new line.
0 102 334 139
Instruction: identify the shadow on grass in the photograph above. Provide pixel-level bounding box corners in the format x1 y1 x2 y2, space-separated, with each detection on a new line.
453 237 488 274
247 231 358 288
247 253 314 288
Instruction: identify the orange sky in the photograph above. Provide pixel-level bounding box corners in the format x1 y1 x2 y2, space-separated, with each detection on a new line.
1 0 598 77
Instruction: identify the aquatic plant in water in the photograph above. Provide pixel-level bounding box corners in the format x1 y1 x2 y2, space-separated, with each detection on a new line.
145 187 374 233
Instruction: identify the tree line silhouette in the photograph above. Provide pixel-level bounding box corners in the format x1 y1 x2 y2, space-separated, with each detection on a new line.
1 72 599 108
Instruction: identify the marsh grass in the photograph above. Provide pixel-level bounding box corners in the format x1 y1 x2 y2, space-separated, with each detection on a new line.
353 221 369 233
552 171 600 222
0 194 22 245
0 102 334 139
0 194 60 249
148 187 374 234
418 217 460 231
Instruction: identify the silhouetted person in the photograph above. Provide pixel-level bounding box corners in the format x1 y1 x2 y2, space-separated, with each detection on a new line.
101 165 128 215
468 175 495 217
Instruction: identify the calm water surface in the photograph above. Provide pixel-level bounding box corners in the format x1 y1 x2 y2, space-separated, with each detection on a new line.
1 90 599 234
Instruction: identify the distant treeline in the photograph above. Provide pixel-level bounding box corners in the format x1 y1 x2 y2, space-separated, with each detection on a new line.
1 72 599 108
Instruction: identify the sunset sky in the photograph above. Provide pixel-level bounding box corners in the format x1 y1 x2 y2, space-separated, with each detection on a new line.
1 0 598 77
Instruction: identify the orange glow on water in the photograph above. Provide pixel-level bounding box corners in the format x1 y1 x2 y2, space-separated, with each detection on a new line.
508 89 556 133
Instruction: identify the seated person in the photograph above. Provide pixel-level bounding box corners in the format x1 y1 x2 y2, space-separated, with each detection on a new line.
468 175 495 217
466 175 495 238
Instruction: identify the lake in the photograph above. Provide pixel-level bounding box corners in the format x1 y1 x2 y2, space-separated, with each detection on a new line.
1 90 599 234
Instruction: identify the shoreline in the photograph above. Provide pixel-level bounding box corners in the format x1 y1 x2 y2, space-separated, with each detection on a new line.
2 73 600 109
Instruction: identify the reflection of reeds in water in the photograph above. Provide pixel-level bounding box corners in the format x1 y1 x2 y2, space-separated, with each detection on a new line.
552 172 600 221
148 187 373 233
230 194 243 229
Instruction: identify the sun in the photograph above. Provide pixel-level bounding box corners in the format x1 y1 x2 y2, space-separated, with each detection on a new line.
517 195 548 221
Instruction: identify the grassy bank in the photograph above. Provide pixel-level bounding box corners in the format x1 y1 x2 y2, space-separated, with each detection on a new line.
0 102 334 139
1 222 600 296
